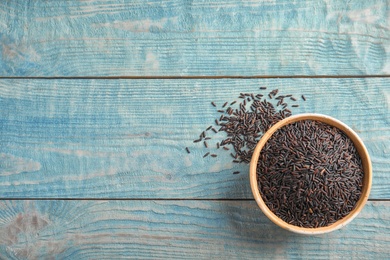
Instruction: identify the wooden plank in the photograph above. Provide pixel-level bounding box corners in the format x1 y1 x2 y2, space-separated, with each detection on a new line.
1 78 389 199
0 200 388 259
0 0 388 77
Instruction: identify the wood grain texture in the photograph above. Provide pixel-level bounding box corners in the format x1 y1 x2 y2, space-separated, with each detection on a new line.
1 78 389 199
0 0 389 77
0 200 388 259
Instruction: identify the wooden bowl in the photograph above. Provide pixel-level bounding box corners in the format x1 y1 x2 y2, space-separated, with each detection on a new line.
249 113 372 235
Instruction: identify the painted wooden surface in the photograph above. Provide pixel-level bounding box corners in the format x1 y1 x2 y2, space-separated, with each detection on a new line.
0 0 389 76
1 0 390 259
0 200 389 259
1 78 389 199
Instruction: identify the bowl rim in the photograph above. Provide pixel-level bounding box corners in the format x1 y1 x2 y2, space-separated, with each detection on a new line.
249 113 372 235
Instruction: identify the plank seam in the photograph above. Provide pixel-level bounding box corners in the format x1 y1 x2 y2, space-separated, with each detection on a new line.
0 198 388 201
0 75 390 80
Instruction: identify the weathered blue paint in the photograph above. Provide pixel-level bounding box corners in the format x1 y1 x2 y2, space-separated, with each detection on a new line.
0 0 389 258
0 0 388 76
0 200 388 259
0 78 389 199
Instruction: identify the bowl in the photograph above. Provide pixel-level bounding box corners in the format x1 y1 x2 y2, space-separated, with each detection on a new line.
249 113 372 235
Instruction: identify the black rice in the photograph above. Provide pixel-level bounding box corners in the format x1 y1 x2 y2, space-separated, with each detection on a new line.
189 86 306 174
256 120 364 228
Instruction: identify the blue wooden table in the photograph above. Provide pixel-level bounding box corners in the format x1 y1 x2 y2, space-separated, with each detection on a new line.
1 1 389 259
